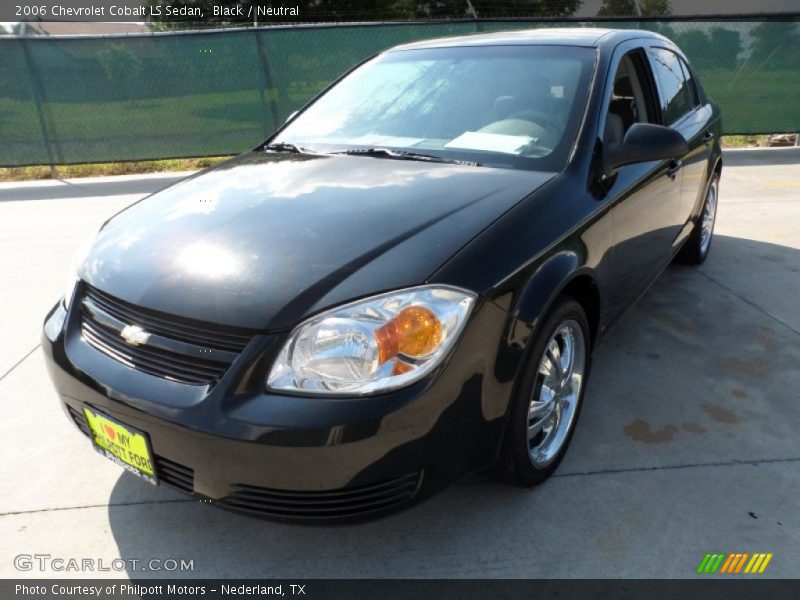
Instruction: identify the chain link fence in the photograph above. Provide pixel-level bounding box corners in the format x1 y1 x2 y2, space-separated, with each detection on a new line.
1 18 798 166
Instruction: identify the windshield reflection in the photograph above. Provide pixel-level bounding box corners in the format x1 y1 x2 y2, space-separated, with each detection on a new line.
274 45 596 172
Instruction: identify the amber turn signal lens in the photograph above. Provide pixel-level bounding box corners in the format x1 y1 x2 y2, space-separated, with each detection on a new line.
391 360 414 376
375 306 443 364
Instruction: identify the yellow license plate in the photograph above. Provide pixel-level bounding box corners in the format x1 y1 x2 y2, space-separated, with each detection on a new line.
83 406 158 485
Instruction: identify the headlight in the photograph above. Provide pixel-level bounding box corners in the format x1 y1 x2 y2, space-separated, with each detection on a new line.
267 285 476 396
63 231 97 310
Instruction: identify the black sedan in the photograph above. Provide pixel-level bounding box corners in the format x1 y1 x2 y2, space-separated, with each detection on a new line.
43 28 722 521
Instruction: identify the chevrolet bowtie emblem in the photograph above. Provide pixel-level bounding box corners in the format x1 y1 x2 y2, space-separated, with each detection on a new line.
120 324 150 347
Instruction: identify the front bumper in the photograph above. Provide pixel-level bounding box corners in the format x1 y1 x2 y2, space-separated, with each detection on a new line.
42 295 516 522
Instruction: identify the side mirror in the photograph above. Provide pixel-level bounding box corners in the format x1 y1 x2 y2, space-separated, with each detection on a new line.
604 123 688 177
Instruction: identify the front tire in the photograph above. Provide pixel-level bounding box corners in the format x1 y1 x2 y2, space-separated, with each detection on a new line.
493 297 591 486
676 173 719 265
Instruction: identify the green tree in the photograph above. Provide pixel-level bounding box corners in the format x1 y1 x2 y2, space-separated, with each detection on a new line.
708 27 741 69
638 0 671 16
97 43 143 100
672 29 712 69
749 22 800 70
646 22 675 39
597 0 637 16
660 27 741 71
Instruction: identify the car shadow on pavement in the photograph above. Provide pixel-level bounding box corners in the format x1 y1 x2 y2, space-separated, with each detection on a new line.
104 235 800 578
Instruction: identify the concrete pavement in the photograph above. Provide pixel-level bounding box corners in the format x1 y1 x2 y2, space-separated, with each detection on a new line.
0 153 798 578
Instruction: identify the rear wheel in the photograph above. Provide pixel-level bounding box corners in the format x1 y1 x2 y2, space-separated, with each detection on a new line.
676 173 719 265
493 297 591 486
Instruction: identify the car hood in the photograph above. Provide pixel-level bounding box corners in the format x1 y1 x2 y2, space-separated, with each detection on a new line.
81 151 553 330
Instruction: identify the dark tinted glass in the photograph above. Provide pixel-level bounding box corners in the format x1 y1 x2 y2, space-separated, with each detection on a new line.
678 57 701 106
648 48 694 125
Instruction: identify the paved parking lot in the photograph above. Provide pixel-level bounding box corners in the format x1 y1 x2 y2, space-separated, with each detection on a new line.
1 150 798 579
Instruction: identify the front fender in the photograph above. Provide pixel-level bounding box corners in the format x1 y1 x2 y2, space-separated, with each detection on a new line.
490 250 595 391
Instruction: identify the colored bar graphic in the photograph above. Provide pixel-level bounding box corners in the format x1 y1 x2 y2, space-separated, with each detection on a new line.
711 554 726 573
745 554 759 573
758 553 773 574
751 554 766 573
699 553 726 574
734 553 749 573
699 552 773 575
696 554 713 574
724 553 746 574
720 553 737 574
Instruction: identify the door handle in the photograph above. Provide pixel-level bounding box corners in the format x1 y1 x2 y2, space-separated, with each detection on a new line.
703 131 715 143
667 159 682 179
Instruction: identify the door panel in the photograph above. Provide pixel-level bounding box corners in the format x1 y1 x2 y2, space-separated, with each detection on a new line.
601 47 683 319
671 104 712 236
607 161 682 312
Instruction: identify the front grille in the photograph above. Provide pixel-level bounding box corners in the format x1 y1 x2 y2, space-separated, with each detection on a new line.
218 473 421 519
155 456 195 494
65 406 195 493
67 404 91 437
84 285 252 352
79 285 255 385
81 317 230 385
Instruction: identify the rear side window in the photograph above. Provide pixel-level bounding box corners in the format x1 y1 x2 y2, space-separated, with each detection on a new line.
647 48 694 126
678 58 702 105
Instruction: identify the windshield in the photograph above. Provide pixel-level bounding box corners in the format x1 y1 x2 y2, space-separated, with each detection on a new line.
274 45 597 171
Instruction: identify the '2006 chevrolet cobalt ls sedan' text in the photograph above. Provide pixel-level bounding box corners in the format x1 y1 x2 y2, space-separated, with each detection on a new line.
43 28 721 521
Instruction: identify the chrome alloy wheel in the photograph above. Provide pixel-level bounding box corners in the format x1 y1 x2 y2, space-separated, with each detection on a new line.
700 178 718 255
527 320 586 468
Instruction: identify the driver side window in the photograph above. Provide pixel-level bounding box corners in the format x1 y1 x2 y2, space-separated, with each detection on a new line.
604 52 654 150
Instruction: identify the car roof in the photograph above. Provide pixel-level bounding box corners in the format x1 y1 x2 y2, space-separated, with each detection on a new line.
390 27 667 51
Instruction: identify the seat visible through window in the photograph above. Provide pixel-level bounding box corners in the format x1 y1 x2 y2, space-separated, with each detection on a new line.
605 54 650 149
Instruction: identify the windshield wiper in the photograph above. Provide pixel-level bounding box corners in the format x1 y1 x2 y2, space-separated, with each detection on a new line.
332 147 479 167
264 142 315 154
